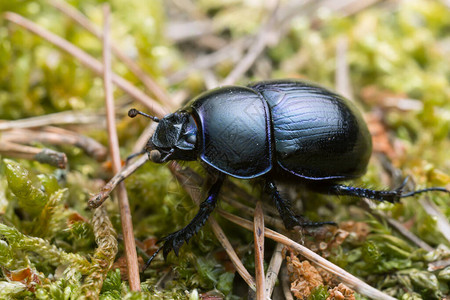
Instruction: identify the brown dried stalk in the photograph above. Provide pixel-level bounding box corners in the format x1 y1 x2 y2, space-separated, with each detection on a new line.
281 264 295 300
220 1 280 86
4 12 167 118
322 0 383 17
102 5 140 291
218 210 396 300
0 141 67 169
167 38 249 85
2 127 107 162
0 110 102 130
254 201 266 300
88 155 149 209
265 243 284 298
47 0 175 110
168 162 257 291
335 37 353 100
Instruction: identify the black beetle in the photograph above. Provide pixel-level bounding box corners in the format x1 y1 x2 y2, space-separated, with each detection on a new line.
128 79 449 266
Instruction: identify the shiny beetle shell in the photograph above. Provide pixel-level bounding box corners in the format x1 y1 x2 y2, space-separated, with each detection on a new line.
180 79 372 180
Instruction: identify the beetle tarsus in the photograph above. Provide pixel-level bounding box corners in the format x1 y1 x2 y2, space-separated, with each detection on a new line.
143 246 163 271
266 180 336 229
159 174 225 260
298 220 338 227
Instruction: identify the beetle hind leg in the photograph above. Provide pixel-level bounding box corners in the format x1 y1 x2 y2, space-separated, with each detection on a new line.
328 181 449 203
265 180 336 229
144 174 225 270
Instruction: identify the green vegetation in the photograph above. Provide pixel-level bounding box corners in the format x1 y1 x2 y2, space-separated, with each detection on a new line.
0 0 449 298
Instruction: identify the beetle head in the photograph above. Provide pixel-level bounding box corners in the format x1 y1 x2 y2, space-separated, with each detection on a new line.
148 112 198 163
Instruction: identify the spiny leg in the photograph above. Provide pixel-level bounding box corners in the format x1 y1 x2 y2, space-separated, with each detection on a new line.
144 173 225 270
328 178 449 203
265 179 336 230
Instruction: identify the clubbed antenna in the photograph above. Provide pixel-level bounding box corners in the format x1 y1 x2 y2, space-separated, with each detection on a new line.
128 108 160 122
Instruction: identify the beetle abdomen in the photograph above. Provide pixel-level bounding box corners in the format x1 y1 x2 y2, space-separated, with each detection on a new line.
251 80 372 180
189 86 273 178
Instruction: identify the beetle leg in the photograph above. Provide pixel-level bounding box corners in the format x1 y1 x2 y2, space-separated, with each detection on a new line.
266 180 336 229
328 184 402 203
147 173 225 267
328 183 449 203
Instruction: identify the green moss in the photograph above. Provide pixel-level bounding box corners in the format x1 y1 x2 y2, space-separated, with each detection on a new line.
1 0 449 298
308 285 329 300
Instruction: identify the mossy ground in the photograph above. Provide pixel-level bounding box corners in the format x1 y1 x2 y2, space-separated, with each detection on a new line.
0 0 449 299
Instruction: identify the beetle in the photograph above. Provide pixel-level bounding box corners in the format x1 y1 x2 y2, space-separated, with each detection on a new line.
128 79 449 266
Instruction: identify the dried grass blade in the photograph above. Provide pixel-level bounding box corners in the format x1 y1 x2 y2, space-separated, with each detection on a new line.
102 5 140 291
265 243 284 298
254 201 266 300
218 210 396 300
47 0 173 108
3 12 167 118
168 162 256 291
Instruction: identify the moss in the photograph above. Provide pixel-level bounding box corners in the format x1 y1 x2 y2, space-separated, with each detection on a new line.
1 0 449 298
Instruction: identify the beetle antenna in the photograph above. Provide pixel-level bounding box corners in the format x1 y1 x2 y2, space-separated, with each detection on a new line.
143 246 163 271
128 108 160 122
397 176 450 198
400 187 450 198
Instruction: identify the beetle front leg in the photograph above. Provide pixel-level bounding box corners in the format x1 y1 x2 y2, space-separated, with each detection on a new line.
265 180 336 229
145 174 225 269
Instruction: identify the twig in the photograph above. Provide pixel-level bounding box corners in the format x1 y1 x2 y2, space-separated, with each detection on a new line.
419 197 450 243
4 12 167 118
2 127 107 162
168 162 256 291
167 38 249 85
322 0 383 17
47 0 175 110
161 164 284 229
442 0 450 9
88 155 149 208
0 141 67 169
221 195 285 230
428 258 450 272
0 111 102 130
102 5 140 291
335 36 353 100
254 201 265 300
280 264 295 300
265 243 284 298
224 180 279 217
209 217 257 291
218 210 397 300
165 20 214 43
220 2 280 86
